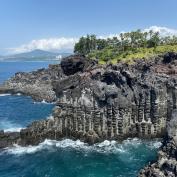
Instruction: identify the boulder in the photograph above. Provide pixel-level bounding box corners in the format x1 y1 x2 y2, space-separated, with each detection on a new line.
61 55 97 75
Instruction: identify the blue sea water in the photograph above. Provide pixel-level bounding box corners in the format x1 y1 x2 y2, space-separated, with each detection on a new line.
0 61 58 84
0 61 160 177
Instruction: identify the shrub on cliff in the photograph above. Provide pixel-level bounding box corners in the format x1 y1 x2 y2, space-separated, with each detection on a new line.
74 29 177 64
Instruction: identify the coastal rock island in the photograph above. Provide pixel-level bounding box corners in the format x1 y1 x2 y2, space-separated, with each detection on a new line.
0 53 177 176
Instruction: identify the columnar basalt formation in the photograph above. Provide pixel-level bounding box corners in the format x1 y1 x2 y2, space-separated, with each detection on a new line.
0 53 177 148
50 55 177 143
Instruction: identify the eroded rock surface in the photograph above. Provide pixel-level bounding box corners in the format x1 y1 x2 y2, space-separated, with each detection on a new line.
139 110 177 177
0 53 177 148
60 55 97 75
1 64 63 102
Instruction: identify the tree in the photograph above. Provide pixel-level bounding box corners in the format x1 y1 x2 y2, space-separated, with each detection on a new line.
74 35 97 55
74 29 177 59
96 39 108 50
147 32 160 48
74 37 86 55
90 35 97 51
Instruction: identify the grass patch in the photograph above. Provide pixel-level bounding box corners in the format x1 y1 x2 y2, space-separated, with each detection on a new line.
88 44 177 64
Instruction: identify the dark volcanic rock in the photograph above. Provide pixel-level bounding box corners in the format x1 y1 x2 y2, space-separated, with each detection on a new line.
139 110 177 177
1 53 177 177
1 64 65 102
60 55 97 75
0 130 20 148
163 52 177 64
0 55 97 102
0 53 177 148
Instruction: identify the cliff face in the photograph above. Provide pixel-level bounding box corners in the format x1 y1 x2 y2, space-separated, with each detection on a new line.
49 53 177 144
1 54 177 176
139 110 177 177
0 53 177 147
0 53 176 147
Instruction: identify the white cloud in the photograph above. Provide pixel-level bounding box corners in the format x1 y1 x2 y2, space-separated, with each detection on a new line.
8 37 78 54
7 26 177 54
101 26 177 39
143 26 177 37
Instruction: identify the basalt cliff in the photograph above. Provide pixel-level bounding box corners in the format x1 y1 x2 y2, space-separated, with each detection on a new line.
139 110 177 177
1 53 177 176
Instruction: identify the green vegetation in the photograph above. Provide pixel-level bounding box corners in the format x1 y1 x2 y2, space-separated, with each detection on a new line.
74 30 177 64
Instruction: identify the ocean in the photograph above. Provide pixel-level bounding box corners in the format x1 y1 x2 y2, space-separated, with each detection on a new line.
0 61 161 177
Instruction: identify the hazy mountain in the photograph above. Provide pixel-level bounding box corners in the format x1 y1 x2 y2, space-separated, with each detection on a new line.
11 49 59 58
1 49 72 61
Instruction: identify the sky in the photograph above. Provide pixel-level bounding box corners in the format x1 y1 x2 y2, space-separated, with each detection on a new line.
0 0 177 55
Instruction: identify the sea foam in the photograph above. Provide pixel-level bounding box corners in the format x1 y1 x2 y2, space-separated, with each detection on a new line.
2 138 162 156
4 127 22 132
0 94 11 97
34 100 56 104
16 93 22 96
0 119 23 133
0 93 22 97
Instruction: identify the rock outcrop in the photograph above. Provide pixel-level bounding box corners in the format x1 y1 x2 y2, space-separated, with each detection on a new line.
0 130 20 149
0 53 177 148
0 55 97 102
139 110 177 177
1 64 63 102
60 55 97 75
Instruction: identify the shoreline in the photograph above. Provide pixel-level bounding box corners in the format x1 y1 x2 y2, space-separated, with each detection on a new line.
0 53 177 176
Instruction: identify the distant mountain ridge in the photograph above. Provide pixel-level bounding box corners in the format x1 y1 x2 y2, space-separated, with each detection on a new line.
0 49 72 61
12 49 59 58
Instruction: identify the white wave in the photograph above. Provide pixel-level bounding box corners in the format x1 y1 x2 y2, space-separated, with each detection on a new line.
0 93 11 97
5 144 44 155
3 139 85 155
4 139 88 155
97 140 116 147
4 127 22 132
3 138 162 156
55 139 86 148
0 119 23 132
16 93 22 96
34 100 55 104
95 140 126 153
122 138 142 146
147 140 162 149
42 100 47 103
0 93 22 97
41 100 56 104
47 115 54 120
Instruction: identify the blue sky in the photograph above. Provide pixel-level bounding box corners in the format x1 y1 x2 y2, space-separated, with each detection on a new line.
0 0 177 55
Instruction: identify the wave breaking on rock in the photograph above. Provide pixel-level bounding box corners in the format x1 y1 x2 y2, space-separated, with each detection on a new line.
2 138 161 156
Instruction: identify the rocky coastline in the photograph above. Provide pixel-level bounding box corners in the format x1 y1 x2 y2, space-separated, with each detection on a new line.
139 110 177 177
1 53 177 176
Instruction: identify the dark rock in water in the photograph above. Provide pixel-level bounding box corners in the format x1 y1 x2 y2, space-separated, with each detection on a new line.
1 53 177 176
139 137 177 177
0 130 20 148
0 64 66 102
0 87 15 94
50 53 177 144
0 53 177 153
0 55 97 102
139 110 177 177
